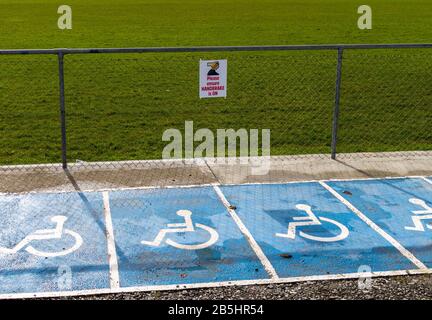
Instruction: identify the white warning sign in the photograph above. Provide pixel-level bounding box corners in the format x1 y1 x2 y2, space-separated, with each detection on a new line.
199 60 227 98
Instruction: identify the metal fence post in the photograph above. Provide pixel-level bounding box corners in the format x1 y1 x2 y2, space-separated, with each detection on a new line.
58 51 68 169
331 47 344 160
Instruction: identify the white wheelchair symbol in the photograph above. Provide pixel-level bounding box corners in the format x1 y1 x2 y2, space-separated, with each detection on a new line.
0 216 83 258
276 204 349 242
405 198 432 232
141 210 219 250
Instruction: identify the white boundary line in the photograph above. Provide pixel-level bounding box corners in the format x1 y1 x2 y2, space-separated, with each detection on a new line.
212 184 279 280
102 191 120 289
0 176 431 299
422 176 432 186
0 268 431 300
319 181 428 270
0 174 430 197
1 150 431 170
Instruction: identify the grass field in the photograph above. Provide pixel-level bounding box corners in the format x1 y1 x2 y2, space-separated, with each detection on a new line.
2 0 432 48
0 0 431 164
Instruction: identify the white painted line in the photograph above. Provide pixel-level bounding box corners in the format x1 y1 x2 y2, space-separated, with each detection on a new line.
1 175 429 197
0 268 431 300
0 183 217 197
1 149 431 170
212 184 279 280
422 176 432 186
319 181 428 270
103 191 120 289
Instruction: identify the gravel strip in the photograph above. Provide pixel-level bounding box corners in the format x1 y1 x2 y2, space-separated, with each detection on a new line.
60 274 432 300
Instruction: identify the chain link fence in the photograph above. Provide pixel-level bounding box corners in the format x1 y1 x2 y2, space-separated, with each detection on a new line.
0 44 431 193
338 49 432 157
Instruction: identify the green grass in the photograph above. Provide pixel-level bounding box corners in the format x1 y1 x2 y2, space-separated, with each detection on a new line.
0 1 431 164
2 0 432 48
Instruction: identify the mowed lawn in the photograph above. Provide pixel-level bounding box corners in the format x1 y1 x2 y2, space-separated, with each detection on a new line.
0 0 431 164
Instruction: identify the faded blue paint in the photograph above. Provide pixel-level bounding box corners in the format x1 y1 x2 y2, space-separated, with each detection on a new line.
327 178 432 267
220 182 417 277
1 177 432 296
0 192 110 294
108 187 269 287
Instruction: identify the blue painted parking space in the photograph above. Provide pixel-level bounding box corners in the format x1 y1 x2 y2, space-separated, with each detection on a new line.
327 178 432 267
0 192 110 294
220 182 417 277
108 187 269 288
1 176 432 298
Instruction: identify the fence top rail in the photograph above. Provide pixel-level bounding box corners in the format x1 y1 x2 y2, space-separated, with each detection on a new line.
1 43 432 55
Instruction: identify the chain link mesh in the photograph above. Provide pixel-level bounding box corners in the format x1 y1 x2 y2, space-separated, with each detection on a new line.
338 49 432 158
0 47 431 287
64 51 336 161
0 48 431 194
